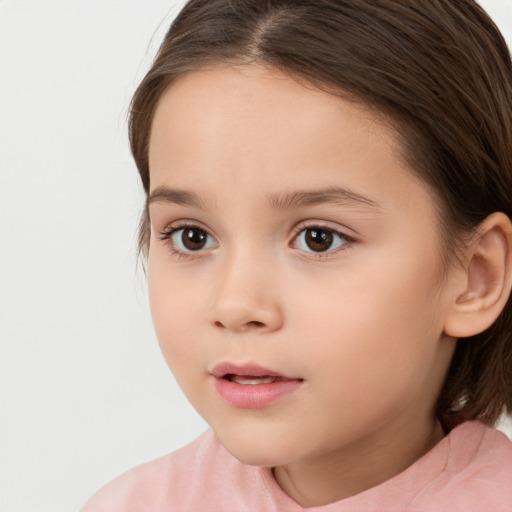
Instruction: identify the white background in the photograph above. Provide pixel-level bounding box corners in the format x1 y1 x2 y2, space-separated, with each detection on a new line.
1 1 511 511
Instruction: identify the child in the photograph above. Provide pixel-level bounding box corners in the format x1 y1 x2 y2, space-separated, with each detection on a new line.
82 0 512 510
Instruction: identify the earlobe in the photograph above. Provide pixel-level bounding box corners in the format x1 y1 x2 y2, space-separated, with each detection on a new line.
444 212 512 338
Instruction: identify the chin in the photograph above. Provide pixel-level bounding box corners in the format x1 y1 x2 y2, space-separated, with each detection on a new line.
223 444 287 467
214 429 301 468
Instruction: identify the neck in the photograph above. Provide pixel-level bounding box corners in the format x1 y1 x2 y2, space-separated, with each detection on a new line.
273 415 445 507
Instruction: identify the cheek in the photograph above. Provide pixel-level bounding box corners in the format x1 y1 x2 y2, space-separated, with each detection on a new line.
290 252 445 399
147 256 206 369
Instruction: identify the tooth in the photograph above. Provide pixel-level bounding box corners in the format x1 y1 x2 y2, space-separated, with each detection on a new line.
231 375 276 385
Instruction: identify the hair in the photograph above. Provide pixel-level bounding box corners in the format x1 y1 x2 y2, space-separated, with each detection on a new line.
128 0 512 426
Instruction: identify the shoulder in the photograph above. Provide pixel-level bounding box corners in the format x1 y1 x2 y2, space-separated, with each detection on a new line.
80 429 231 512
80 429 284 512
415 421 512 511
447 420 512 485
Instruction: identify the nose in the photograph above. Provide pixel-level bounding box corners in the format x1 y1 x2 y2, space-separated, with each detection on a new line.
209 253 284 333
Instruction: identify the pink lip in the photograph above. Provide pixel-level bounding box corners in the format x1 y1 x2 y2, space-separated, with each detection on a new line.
210 362 303 409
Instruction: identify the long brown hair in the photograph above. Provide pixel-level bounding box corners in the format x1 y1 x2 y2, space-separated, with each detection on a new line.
129 0 512 425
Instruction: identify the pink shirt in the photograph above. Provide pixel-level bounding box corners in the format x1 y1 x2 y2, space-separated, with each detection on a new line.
82 421 512 511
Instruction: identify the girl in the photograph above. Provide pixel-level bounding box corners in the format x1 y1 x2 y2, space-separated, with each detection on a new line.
83 0 512 510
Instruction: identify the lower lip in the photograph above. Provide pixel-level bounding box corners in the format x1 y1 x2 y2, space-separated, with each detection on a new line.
213 377 302 409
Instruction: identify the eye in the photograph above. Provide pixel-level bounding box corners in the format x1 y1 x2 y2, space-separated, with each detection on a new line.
294 227 350 253
160 225 218 254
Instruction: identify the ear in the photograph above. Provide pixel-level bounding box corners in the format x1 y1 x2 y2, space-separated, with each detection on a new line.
444 212 512 338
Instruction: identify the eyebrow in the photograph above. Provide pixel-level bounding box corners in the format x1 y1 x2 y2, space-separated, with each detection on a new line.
268 186 382 211
147 185 381 212
148 186 213 210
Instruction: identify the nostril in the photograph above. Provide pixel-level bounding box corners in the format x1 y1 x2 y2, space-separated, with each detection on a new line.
247 321 265 328
213 320 266 330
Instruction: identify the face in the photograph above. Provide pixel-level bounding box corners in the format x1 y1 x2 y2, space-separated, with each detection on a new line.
147 64 457 471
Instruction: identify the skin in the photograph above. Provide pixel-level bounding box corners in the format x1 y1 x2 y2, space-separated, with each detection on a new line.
147 64 459 507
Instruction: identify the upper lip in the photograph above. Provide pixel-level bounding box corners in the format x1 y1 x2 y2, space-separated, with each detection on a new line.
210 362 300 380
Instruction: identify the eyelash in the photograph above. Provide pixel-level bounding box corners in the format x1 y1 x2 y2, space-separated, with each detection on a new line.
157 222 214 260
291 224 355 260
157 222 355 261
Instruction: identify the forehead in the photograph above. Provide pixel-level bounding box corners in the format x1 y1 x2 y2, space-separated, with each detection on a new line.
148 63 432 214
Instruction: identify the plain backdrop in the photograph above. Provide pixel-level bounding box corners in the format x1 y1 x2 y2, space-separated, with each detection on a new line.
1 1 511 511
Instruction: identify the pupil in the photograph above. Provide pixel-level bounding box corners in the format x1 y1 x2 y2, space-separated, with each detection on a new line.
182 228 207 250
305 229 333 252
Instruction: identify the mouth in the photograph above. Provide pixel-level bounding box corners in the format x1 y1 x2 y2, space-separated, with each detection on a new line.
210 362 303 409
211 362 298 380
224 374 282 385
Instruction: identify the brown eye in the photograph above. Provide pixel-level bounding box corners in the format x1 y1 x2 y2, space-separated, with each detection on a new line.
167 226 218 253
295 227 349 253
304 228 333 252
181 228 208 251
